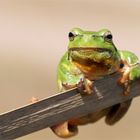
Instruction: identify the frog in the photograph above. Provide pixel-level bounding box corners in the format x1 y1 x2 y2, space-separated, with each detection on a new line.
50 28 140 138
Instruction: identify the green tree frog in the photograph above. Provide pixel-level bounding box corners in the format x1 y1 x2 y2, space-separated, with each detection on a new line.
51 28 140 138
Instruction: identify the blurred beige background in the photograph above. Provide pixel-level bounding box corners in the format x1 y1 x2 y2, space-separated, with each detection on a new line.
0 0 140 140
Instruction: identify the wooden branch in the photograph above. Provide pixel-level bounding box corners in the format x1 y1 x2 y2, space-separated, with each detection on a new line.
0 73 140 140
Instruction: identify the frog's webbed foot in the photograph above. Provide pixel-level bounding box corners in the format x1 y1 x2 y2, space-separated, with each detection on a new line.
118 61 131 96
51 122 78 138
77 78 94 94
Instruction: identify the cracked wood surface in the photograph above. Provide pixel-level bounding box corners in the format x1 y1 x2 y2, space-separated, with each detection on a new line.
0 73 140 140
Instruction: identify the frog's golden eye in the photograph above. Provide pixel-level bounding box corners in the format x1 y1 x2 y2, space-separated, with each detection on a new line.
103 32 113 42
68 32 76 41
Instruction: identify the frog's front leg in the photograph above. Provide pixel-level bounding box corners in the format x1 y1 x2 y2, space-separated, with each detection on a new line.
119 60 131 95
118 50 140 96
62 78 94 95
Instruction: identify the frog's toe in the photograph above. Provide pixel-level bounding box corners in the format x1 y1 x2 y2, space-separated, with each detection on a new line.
123 81 131 95
118 79 131 96
51 122 78 138
77 79 86 94
77 78 93 94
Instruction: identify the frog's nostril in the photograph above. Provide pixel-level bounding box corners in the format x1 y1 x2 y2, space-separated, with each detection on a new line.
92 34 96 38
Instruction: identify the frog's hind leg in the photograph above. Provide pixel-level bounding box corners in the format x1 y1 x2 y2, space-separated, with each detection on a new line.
51 122 78 138
105 99 132 125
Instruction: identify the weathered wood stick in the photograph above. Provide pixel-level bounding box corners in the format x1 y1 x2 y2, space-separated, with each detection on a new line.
0 73 140 140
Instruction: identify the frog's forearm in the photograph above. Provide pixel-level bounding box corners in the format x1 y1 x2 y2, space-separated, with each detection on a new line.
57 53 83 91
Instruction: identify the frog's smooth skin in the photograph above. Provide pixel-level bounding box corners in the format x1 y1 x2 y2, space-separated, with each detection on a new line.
51 28 140 138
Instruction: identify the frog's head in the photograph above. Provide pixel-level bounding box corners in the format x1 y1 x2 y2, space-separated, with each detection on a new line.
68 28 121 75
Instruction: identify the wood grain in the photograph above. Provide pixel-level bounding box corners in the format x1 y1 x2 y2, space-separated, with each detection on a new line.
0 73 140 140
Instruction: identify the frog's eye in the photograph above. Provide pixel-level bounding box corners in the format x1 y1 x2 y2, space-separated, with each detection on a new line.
68 32 76 41
103 32 113 42
120 63 124 68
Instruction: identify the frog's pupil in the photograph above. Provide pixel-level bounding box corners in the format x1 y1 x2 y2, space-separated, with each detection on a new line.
69 32 74 38
68 32 75 41
106 34 112 40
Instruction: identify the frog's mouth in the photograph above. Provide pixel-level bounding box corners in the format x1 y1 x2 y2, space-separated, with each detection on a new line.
69 47 112 53
68 47 113 64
